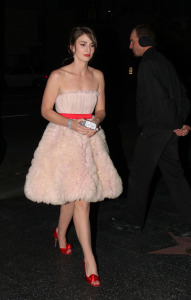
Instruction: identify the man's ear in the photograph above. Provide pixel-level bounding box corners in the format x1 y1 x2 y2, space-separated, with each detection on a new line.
139 36 156 47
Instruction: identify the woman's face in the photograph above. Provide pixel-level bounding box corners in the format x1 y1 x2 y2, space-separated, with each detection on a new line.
71 34 95 62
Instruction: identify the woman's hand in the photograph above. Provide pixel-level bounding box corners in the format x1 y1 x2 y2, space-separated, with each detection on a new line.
70 119 99 137
87 125 99 137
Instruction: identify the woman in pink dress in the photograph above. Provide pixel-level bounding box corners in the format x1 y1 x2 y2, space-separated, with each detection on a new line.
24 26 122 287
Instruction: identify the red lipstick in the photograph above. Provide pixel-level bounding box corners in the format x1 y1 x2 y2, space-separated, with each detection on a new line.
84 54 90 57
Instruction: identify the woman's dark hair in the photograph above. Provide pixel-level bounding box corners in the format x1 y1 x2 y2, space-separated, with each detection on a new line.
135 24 156 43
68 26 97 56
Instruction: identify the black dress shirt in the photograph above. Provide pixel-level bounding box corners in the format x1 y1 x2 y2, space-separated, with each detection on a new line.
136 47 190 130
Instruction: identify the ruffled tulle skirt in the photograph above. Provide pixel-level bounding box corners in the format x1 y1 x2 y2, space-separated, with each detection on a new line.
24 122 123 205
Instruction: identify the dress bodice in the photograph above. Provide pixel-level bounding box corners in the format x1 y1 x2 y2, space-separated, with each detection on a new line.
55 90 99 114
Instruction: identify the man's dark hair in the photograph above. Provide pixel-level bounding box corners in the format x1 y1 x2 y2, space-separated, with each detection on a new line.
135 24 156 43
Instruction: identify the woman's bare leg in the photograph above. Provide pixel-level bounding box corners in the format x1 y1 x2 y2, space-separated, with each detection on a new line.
57 202 75 250
73 200 99 285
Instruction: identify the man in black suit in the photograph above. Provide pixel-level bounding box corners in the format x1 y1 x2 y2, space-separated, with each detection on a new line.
111 24 191 236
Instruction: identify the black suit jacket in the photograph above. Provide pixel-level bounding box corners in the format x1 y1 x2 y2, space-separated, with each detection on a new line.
136 47 190 130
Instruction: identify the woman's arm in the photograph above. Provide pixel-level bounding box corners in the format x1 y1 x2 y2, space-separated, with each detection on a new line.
41 70 69 127
92 70 106 126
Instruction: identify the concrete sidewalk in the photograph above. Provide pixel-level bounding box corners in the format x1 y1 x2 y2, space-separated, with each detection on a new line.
0 190 191 299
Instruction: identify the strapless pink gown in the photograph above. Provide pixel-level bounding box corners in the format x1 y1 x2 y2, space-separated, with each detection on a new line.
24 90 122 205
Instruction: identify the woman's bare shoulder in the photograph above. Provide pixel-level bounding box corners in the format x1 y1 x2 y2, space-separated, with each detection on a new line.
50 67 68 78
89 66 104 80
48 68 72 86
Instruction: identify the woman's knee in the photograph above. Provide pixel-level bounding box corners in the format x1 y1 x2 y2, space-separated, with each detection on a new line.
75 200 90 212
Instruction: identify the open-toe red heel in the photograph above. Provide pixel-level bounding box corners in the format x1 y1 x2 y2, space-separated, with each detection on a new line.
53 229 72 255
83 258 100 287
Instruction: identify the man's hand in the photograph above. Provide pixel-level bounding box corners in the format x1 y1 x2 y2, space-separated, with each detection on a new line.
173 125 191 136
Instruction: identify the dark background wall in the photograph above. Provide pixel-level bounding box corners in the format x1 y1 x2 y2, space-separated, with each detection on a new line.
3 0 191 82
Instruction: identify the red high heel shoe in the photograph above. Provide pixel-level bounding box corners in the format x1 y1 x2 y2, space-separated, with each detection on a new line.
83 258 100 287
53 229 72 255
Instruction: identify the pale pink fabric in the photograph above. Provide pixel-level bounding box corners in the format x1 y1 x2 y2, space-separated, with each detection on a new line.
24 90 122 205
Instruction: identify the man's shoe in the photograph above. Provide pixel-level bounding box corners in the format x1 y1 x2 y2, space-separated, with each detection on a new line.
110 218 143 233
171 224 191 237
